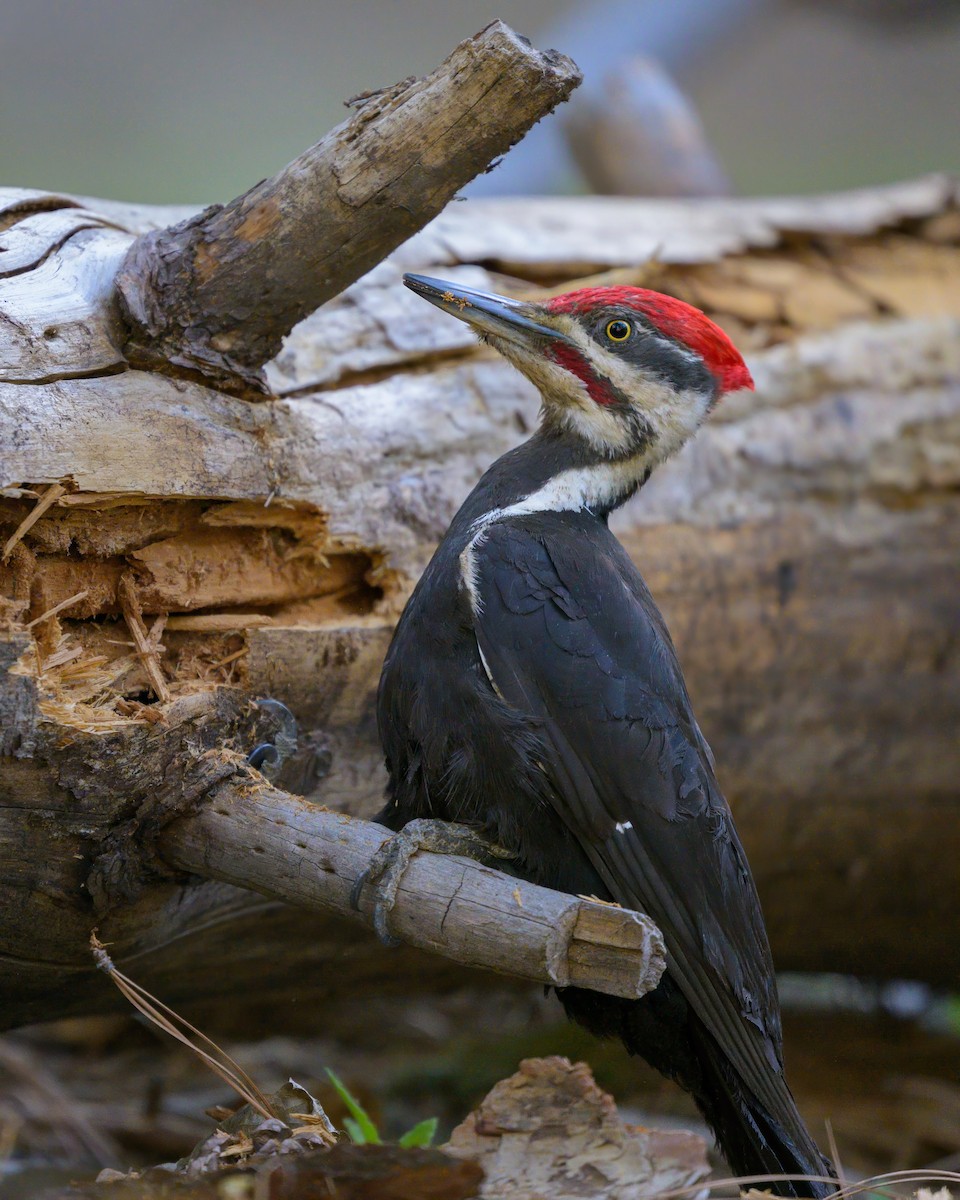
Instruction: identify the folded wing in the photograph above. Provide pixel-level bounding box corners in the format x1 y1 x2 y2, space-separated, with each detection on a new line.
470 511 789 1119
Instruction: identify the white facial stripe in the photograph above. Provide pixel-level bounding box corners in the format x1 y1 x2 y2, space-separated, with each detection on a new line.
559 316 712 463
492 315 712 462
491 332 635 457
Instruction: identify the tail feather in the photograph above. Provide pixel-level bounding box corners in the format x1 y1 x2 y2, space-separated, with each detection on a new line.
557 982 835 1200
696 1038 836 1200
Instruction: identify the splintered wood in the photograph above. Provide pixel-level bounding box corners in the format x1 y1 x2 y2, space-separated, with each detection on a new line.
118 575 170 703
1 482 67 562
0 491 383 723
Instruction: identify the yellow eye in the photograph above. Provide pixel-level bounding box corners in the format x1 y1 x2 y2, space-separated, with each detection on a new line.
605 319 632 342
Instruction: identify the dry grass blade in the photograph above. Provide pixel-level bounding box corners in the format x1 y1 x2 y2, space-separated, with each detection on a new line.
825 1116 846 1191
653 1167 960 1200
829 1169 960 1200
89 932 272 1120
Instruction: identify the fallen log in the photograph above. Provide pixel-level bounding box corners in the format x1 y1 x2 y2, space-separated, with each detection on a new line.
1 58 959 1027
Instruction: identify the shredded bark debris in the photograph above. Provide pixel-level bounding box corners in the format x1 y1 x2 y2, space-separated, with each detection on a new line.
0 492 385 729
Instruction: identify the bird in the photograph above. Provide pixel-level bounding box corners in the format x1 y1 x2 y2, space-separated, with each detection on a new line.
356 272 835 1198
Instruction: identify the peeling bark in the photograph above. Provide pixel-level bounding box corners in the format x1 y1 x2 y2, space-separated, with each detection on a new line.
2 175 959 1028
446 1056 710 1199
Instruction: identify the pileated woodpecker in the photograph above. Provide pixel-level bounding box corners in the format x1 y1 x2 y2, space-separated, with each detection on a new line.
358 273 834 1198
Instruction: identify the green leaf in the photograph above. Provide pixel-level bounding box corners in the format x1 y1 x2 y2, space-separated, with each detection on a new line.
343 1116 367 1145
398 1117 438 1149
325 1067 382 1145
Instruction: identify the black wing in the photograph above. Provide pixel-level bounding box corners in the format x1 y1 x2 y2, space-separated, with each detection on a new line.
471 510 788 1117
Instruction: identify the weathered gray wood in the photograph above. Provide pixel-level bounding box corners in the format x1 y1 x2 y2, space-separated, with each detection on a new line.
393 174 959 275
0 226 129 383
114 21 581 394
2 176 959 1028
159 781 666 1001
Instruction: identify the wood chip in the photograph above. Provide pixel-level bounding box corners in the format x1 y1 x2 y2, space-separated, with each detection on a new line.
165 613 274 632
25 589 89 628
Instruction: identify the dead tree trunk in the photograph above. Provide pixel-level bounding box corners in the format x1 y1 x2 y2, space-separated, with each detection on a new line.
1 20 958 1030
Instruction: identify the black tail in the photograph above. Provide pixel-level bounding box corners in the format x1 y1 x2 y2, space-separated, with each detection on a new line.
694 1036 836 1200
559 982 835 1200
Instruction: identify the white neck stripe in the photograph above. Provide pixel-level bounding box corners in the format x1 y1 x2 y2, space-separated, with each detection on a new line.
459 456 651 618
471 455 650 535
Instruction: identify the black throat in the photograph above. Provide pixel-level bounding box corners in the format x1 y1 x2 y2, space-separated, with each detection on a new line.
447 428 652 541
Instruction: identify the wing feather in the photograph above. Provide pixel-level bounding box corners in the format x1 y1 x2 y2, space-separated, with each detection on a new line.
471 513 787 1112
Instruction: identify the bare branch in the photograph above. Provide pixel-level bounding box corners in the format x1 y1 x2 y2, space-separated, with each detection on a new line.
159 776 666 1001
115 21 581 395
563 58 729 197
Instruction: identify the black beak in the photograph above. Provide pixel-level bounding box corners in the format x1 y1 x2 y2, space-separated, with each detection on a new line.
403 274 567 349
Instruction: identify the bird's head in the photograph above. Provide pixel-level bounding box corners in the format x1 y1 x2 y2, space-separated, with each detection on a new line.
404 274 752 467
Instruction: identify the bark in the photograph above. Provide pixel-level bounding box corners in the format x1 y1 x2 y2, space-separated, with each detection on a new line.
1 175 959 1030
445 1057 710 1199
114 21 581 396
160 778 666 1001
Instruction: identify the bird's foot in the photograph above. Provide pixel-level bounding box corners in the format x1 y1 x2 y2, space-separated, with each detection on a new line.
351 819 513 947
246 698 299 780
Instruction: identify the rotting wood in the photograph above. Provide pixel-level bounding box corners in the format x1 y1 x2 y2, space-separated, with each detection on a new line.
158 773 667 1001
114 21 582 395
24 589 89 629
2 178 959 1028
1 482 67 561
0 492 383 710
118 575 170 703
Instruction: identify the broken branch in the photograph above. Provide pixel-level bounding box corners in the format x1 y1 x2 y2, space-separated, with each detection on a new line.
159 777 666 1001
115 21 581 395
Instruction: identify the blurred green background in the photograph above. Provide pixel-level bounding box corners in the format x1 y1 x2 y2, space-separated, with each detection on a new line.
1 0 958 204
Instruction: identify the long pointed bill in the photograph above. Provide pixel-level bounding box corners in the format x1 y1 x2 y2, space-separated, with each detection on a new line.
403 273 569 349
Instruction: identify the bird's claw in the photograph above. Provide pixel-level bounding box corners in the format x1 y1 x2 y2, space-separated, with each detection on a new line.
246 698 298 780
351 818 513 948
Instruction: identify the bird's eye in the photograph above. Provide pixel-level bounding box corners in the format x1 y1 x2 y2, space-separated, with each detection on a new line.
605 319 632 342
